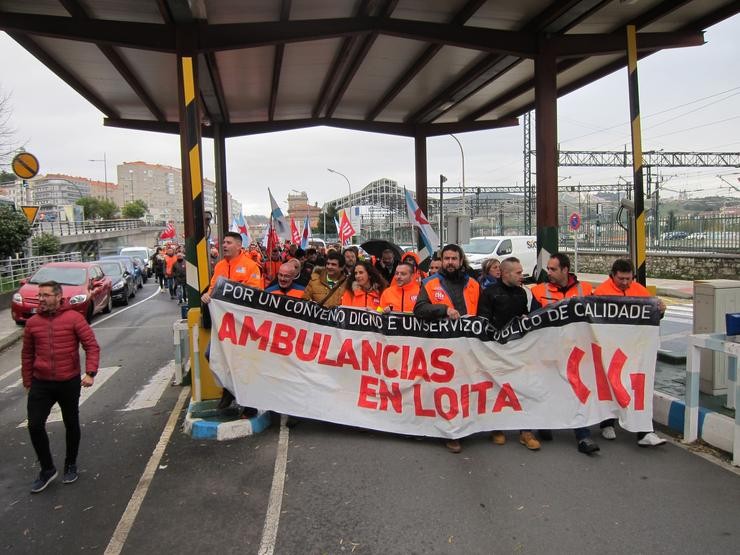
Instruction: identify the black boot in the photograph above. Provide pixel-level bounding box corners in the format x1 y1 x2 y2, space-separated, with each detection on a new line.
217 389 235 410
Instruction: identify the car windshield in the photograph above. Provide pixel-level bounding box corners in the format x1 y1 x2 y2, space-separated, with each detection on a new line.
461 238 499 254
100 262 123 277
29 266 87 285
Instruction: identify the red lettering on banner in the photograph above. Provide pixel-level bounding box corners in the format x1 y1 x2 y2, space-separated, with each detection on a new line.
357 375 378 409
413 384 435 417
317 334 339 366
295 329 321 361
591 344 613 401
492 383 522 412
434 387 459 420
238 316 271 349
378 379 402 413
336 338 360 369
270 323 295 355
399 345 410 380
382 345 399 378
470 381 493 414
218 312 237 343
630 373 646 410
361 341 382 374
607 348 630 407
460 384 470 418
430 348 454 383
407 348 430 381
567 347 591 403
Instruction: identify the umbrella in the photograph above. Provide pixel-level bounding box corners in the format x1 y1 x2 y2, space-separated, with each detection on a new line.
359 239 403 260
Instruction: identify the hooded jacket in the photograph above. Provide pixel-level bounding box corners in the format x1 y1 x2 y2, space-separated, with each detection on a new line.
379 280 420 313
302 266 347 308
22 305 100 388
341 281 383 310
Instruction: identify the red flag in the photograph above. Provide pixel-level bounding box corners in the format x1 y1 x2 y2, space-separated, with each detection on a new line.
160 221 176 239
338 211 356 246
290 217 300 245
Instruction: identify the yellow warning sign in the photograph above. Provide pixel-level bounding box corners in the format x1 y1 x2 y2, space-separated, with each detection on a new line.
21 206 40 224
12 152 40 180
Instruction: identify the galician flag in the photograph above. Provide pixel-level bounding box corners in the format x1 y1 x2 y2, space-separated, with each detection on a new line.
405 188 439 258
268 188 290 240
290 217 301 245
231 213 252 245
300 216 311 250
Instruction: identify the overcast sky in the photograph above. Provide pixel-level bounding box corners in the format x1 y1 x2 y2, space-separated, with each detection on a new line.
0 14 738 216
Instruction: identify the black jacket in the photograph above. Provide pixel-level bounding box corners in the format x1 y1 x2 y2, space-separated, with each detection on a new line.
477 281 541 330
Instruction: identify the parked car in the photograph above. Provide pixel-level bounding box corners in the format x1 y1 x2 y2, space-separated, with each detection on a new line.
11 261 112 324
687 232 706 240
98 259 135 305
460 235 538 277
130 255 149 284
101 255 144 289
661 231 689 240
119 246 153 277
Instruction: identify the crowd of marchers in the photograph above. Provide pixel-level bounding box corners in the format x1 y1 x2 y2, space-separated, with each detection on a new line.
198 231 668 455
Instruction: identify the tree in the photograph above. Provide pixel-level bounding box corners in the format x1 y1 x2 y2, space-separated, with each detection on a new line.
1 89 18 165
32 232 61 256
0 205 32 258
315 204 338 235
98 198 118 219
122 199 148 219
76 197 100 219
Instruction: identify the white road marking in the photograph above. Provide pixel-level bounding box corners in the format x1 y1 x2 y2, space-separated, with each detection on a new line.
121 361 175 411
17 366 121 427
1 378 21 393
663 317 694 324
258 415 291 555
0 365 21 382
667 305 693 313
104 386 191 555
660 331 691 342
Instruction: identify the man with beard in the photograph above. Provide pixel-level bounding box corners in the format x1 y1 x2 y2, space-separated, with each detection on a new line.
414 244 481 453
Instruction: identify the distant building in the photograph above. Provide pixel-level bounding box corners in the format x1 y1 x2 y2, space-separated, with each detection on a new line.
287 191 322 227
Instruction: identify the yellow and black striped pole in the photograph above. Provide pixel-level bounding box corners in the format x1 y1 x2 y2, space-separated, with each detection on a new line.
177 54 211 307
626 25 647 285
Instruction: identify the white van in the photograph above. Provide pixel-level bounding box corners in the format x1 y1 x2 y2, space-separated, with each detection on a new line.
120 246 154 276
461 236 537 277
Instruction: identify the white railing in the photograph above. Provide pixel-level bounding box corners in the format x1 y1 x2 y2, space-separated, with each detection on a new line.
33 219 146 237
0 252 82 292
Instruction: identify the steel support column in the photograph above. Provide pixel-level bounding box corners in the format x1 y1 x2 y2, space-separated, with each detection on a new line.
534 48 558 281
627 25 647 285
213 123 229 239
414 131 428 253
176 46 210 309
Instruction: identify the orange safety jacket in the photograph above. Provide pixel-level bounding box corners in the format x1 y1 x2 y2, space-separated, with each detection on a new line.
531 275 593 306
422 274 480 316
379 281 420 313
592 277 650 297
264 282 305 298
341 284 383 310
208 251 262 293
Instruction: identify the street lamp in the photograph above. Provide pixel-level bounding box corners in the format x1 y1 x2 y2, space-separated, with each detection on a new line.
449 134 465 214
88 153 108 199
127 169 135 205
327 168 352 207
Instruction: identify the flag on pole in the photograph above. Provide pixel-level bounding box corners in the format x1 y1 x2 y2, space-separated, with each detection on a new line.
261 223 270 248
338 210 356 246
231 213 252 245
268 188 290 239
160 221 176 240
290 217 301 245
405 189 439 257
300 216 311 249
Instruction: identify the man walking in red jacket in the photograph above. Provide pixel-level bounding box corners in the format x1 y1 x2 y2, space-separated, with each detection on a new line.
22 281 100 493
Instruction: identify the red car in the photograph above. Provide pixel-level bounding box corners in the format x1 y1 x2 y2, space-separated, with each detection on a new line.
11 261 113 324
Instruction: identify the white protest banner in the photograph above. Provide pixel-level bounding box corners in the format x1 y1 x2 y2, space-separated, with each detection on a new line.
207 280 661 439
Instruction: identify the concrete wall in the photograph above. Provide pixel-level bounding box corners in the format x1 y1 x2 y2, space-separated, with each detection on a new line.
563 250 740 280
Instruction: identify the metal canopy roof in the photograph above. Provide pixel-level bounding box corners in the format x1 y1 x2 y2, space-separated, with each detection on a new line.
1 0 736 139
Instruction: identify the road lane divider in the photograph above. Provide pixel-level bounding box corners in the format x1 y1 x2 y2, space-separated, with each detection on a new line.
121 361 175 411
258 415 290 555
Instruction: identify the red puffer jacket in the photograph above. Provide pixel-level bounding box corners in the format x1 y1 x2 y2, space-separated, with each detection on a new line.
22 307 100 388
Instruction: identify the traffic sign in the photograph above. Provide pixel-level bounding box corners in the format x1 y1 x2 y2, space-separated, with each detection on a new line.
20 205 40 224
568 212 581 231
12 152 40 180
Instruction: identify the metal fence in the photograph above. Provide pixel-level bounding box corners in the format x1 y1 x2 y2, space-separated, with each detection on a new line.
33 218 145 237
0 252 82 293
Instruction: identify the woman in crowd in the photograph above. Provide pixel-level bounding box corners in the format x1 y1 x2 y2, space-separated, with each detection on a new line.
478 258 501 289
341 260 387 310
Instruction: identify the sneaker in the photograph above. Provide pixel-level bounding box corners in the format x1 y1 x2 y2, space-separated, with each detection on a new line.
601 426 617 440
491 431 506 445
519 431 541 451
577 438 600 454
241 406 259 418
30 469 58 493
637 432 666 447
63 464 78 484
445 439 462 453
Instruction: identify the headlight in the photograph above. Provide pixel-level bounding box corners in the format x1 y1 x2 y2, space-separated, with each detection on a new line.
112 281 124 290
12 293 22 303
69 294 88 305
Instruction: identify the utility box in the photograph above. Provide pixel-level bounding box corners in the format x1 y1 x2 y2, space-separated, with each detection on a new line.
446 214 470 245
693 280 740 395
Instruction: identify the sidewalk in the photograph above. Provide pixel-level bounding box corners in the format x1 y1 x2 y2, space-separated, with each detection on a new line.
0 308 23 352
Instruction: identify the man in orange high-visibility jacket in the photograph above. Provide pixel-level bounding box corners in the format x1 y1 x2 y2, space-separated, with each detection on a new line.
379 262 420 313
264 262 305 298
531 253 599 455
593 258 666 447
414 244 480 454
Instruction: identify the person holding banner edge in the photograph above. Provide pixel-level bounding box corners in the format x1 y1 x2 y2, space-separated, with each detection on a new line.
593 258 667 447
477 257 543 451
531 252 600 455
414 244 481 453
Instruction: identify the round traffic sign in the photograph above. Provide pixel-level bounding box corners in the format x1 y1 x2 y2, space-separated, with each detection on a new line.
12 152 40 180
568 212 581 231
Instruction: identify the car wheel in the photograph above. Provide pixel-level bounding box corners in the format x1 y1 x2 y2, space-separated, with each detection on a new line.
103 294 113 314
